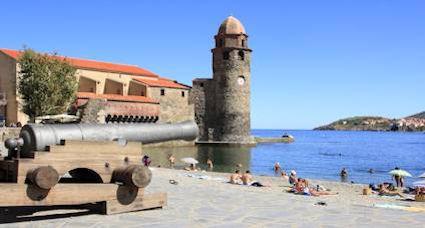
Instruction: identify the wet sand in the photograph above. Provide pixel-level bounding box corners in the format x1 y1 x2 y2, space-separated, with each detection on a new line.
3 168 425 227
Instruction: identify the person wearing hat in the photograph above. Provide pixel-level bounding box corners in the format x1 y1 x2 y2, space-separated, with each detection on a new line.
289 170 298 185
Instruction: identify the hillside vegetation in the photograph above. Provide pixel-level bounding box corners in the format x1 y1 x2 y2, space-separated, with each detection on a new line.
315 111 425 132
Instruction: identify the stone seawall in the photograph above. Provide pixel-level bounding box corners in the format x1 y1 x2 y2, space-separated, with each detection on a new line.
143 140 195 148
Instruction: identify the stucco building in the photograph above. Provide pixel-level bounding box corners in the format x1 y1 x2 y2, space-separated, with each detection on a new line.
192 16 253 144
0 49 193 125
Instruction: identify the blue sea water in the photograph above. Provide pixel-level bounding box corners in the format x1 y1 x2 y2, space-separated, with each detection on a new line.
145 130 425 186
251 129 425 185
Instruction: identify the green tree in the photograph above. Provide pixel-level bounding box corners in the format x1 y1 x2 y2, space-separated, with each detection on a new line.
18 49 78 120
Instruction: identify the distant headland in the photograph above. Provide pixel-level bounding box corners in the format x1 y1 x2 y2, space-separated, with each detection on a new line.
314 111 425 132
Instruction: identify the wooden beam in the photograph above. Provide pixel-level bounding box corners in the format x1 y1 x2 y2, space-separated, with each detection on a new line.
105 192 167 215
0 184 144 206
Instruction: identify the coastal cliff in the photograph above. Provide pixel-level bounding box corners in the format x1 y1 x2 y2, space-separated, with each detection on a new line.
314 111 425 132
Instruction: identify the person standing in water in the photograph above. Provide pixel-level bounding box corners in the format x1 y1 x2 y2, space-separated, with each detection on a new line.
168 154 175 168
340 168 348 182
274 162 281 173
207 158 214 170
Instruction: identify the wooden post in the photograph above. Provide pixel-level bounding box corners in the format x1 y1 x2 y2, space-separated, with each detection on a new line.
111 165 152 188
26 166 59 190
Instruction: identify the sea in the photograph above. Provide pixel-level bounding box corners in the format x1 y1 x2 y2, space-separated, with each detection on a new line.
144 130 425 186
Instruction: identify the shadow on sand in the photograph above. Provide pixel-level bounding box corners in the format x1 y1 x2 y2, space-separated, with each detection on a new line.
0 203 103 224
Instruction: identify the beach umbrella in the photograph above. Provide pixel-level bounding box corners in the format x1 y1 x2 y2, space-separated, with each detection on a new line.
181 157 199 164
413 180 425 188
418 172 425 178
389 169 412 177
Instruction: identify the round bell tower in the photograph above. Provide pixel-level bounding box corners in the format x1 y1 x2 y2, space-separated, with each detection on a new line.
212 16 253 143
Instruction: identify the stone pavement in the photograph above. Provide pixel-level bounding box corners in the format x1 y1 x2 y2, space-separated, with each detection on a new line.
1 168 424 227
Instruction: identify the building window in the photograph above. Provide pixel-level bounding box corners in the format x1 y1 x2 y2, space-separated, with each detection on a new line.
181 91 185 97
242 39 245 47
223 51 230 60
200 82 204 87
238 50 245 60
160 89 165 96
141 91 145 96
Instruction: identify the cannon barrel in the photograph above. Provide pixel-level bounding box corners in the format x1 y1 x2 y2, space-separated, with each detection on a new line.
6 121 198 155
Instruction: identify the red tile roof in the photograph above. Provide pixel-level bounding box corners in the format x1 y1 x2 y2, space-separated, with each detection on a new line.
77 92 159 104
132 77 191 89
0 48 158 77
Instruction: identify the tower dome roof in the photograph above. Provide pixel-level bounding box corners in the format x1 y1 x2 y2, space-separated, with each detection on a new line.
218 16 246 35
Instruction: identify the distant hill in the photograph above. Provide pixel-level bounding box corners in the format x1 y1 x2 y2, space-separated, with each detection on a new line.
408 111 425 119
315 111 425 132
314 116 394 131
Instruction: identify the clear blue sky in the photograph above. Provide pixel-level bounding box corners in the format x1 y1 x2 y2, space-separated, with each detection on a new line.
1 1 424 129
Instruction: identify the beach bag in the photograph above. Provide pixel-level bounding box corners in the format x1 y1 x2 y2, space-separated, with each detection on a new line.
415 194 425 202
363 187 371 195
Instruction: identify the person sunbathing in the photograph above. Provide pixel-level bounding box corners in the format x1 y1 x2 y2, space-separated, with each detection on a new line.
292 179 305 193
378 184 404 197
241 170 270 187
229 170 242 184
292 179 337 196
184 163 198 171
306 187 338 196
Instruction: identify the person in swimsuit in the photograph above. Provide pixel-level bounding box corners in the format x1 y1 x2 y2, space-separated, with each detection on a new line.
184 163 198 171
241 170 269 187
392 167 403 188
274 162 281 173
207 158 214 170
378 184 404 197
229 170 242 184
289 170 298 185
168 154 175 168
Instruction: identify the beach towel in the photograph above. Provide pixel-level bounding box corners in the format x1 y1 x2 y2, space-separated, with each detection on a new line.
183 173 226 182
374 204 425 213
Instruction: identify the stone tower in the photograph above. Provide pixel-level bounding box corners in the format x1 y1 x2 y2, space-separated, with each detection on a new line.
192 16 253 144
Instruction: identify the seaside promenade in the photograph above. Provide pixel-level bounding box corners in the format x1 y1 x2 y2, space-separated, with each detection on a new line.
4 168 424 227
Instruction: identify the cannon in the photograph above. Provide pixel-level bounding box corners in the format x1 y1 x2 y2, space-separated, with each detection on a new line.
5 120 198 157
0 121 198 216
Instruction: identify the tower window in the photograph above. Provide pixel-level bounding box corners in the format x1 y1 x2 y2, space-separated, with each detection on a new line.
223 51 230 60
160 89 165 96
181 91 185 97
200 82 204 87
242 39 245 47
238 50 245 60
217 39 225 47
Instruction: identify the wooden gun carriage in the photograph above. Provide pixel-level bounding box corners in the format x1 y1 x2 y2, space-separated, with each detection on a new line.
0 121 198 215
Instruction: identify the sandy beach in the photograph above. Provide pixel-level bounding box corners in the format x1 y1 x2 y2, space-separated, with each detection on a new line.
3 167 424 227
